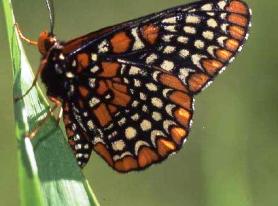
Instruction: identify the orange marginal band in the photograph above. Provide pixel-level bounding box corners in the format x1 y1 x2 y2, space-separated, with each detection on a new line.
174 108 191 127
114 156 138 172
170 127 187 145
159 73 187 92
202 59 223 75
138 147 159 168
228 14 248 27
188 73 210 93
169 91 192 110
157 138 176 157
226 0 249 15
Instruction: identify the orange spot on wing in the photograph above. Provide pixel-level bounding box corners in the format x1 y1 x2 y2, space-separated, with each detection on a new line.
96 80 109 95
170 127 187 145
108 104 118 114
141 24 159 44
112 82 127 93
226 0 249 15
188 73 210 92
159 73 187 92
110 32 131 53
79 86 90 98
174 108 191 127
229 25 245 40
169 91 192 110
99 62 120 77
138 147 159 168
94 143 113 166
93 103 112 127
77 53 89 73
225 39 239 51
106 80 131 106
114 156 138 172
157 138 176 157
112 90 131 106
216 49 232 62
202 59 223 75
228 14 248 27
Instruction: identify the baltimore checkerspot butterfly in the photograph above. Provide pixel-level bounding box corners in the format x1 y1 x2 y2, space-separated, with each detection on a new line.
17 0 251 172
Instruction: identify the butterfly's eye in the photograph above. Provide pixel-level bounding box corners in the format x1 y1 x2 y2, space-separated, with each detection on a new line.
38 31 57 55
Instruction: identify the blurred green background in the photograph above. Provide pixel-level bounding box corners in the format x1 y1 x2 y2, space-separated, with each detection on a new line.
0 0 277 205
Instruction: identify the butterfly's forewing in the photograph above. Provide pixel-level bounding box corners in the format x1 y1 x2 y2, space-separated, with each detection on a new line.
62 0 251 172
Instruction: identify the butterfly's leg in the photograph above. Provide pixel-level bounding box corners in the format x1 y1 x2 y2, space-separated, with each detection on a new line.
15 23 38 46
54 107 63 127
14 59 47 102
27 101 61 139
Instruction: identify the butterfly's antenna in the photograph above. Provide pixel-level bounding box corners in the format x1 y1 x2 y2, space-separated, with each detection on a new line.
45 0 55 35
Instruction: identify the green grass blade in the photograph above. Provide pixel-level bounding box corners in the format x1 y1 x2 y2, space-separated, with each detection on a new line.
2 0 99 205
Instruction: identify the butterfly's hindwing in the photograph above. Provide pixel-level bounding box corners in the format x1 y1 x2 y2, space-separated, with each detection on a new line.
59 0 251 172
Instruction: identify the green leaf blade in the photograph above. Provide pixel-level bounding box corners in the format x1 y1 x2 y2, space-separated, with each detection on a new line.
2 0 99 205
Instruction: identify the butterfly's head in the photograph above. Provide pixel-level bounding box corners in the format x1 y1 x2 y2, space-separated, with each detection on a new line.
38 31 57 55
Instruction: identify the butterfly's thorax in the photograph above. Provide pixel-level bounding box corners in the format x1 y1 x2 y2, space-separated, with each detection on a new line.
41 43 74 101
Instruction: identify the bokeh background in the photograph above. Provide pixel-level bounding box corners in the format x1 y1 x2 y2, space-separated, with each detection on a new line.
0 0 277 205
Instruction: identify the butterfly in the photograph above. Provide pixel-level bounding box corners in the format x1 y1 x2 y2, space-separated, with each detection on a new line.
28 0 251 172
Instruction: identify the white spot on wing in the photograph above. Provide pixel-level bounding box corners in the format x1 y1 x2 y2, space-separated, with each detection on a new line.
207 46 218 57
207 18 218 28
112 140 126 151
166 104 175 116
194 40 205 49
151 97 163 108
146 53 158 64
177 36 189 44
140 119 152 131
91 53 98 61
162 35 174 42
89 97 100 107
98 40 109 53
146 83 158 91
186 15 201 24
162 17 177 24
150 130 166 146
134 141 150 155
131 28 145 50
129 66 141 75
161 60 174 71
165 25 176 32
179 68 190 82
217 36 228 47
192 54 206 69
125 127 137 139
179 49 190 58
218 1 226 9
201 3 213 10
152 112 162 121
163 46 176 54
202 31 214 40
184 26 196 34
